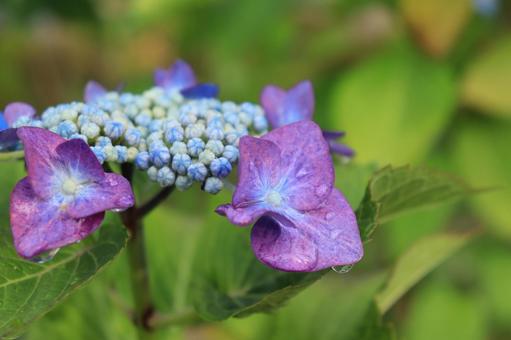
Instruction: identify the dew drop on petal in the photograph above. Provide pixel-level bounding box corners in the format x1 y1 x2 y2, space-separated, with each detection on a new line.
331 264 353 274
29 248 60 264
111 208 127 213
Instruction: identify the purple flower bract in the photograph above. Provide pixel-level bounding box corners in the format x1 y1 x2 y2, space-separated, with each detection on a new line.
260 80 354 158
10 127 135 259
216 121 363 272
154 59 219 99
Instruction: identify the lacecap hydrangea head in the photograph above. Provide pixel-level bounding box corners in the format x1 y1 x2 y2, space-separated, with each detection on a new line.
3 60 269 196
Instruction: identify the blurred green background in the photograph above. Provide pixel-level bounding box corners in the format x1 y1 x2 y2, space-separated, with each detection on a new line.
1 0 510 339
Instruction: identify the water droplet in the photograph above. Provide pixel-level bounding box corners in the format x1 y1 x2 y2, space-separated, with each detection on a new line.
331 264 353 274
29 248 60 264
111 208 127 213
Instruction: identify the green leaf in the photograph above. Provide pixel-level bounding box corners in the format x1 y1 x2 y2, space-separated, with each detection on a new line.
225 274 394 340
356 165 472 241
452 119 511 239
0 217 128 338
330 45 455 164
375 231 475 313
403 280 487 340
462 35 511 117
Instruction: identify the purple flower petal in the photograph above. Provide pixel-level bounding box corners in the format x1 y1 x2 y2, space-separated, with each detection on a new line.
180 83 219 99
10 178 104 259
154 59 197 91
0 128 20 151
232 135 282 209
56 139 105 180
84 81 107 103
16 127 67 198
4 102 36 127
260 81 314 128
329 141 355 158
322 130 346 140
260 85 287 129
67 173 135 218
215 203 267 226
251 189 363 272
262 121 334 211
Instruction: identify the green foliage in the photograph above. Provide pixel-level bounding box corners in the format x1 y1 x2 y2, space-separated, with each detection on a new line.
331 45 455 164
453 119 511 240
403 280 487 340
356 165 472 241
462 35 511 117
375 231 475 313
0 217 128 338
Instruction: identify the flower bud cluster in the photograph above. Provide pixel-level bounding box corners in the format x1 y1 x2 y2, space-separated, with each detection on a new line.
11 86 268 194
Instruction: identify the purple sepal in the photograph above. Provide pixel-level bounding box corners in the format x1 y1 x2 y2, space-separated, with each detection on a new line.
0 128 20 151
261 80 314 129
4 102 36 127
251 189 363 272
322 130 346 140
9 127 135 259
154 59 197 92
216 121 363 272
10 178 105 259
329 142 355 158
180 83 219 99
84 81 108 103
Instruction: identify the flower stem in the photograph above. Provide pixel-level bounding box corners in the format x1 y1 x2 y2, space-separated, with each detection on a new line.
122 207 154 338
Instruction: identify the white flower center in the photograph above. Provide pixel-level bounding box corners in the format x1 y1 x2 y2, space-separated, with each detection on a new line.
265 190 282 207
61 178 80 195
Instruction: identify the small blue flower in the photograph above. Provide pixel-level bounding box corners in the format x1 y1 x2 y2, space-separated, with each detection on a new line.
116 145 129 163
56 120 78 138
210 157 232 178
206 126 224 140
198 149 215 164
149 119 164 133
171 153 192 175
150 146 171 168
124 127 142 146
222 145 239 163
165 126 184 143
135 151 150 170
147 166 158 181
203 177 223 194
157 167 176 187
104 121 125 140
170 141 187 155
187 162 208 182
95 136 112 147
135 113 152 127
206 140 224 156
187 138 205 157
70 134 88 143
91 146 106 164
81 122 101 139
175 175 193 191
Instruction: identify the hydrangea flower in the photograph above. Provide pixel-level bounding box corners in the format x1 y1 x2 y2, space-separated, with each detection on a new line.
10 127 135 259
84 81 108 103
0 102 37 151
216 121 363 272
260 80 354 158
154 59 219 99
